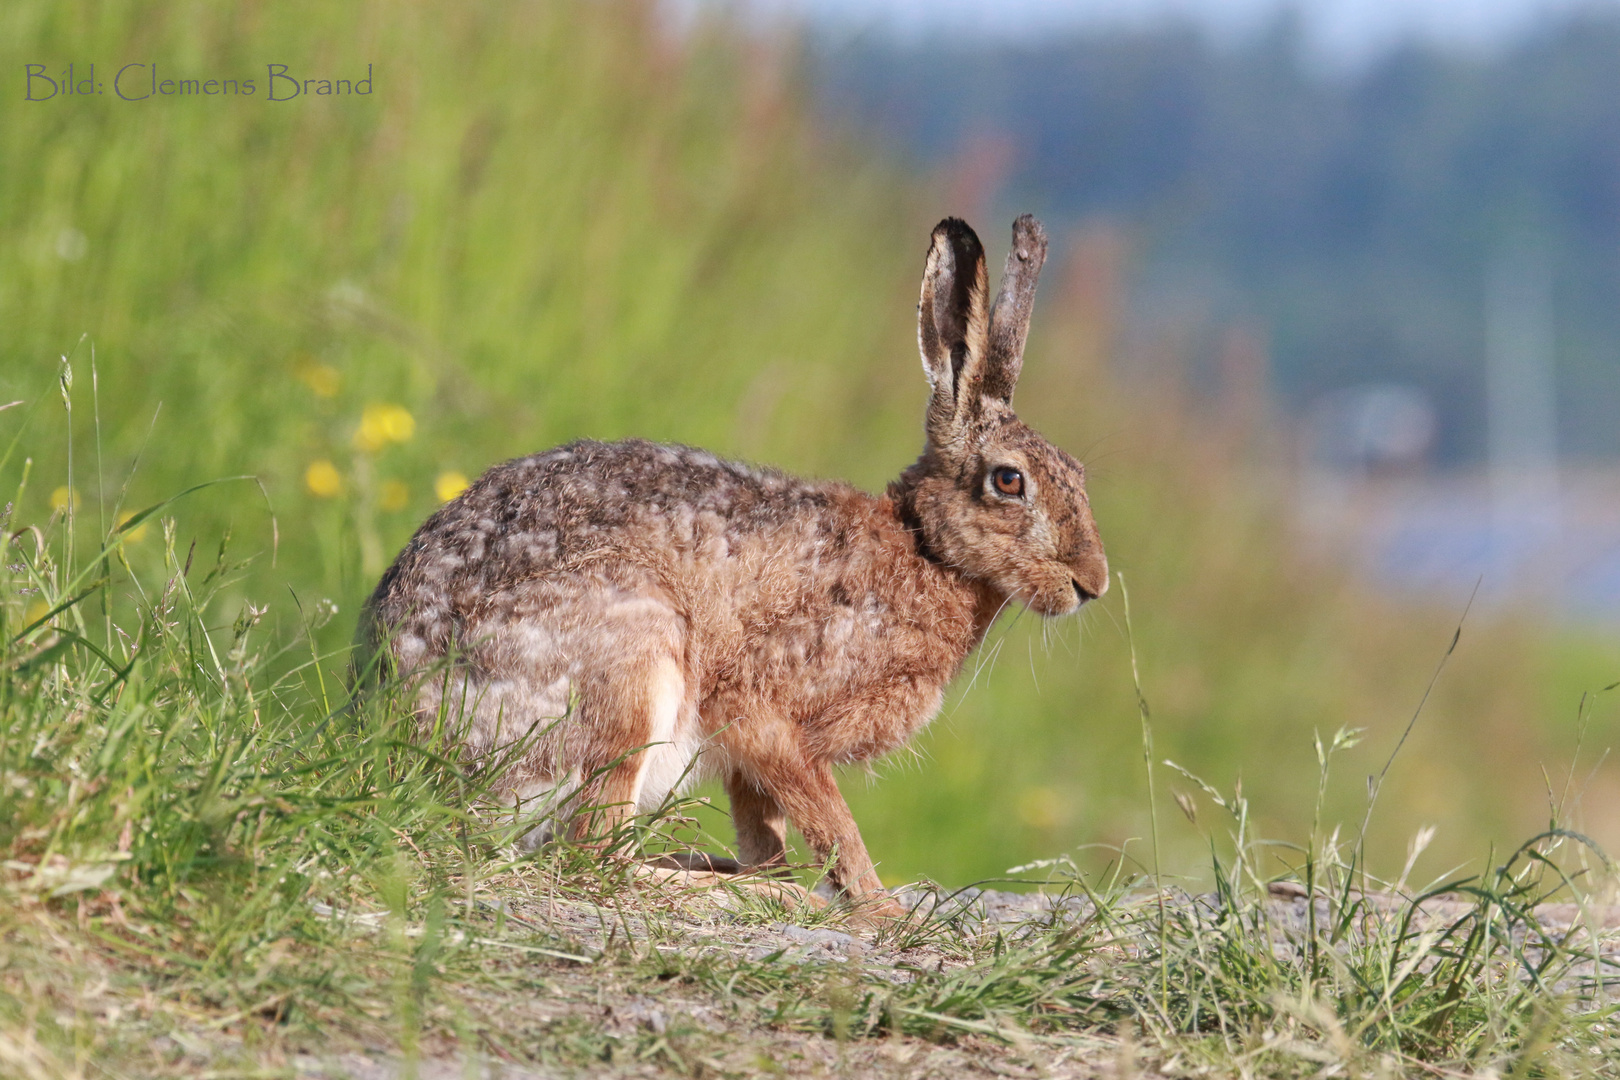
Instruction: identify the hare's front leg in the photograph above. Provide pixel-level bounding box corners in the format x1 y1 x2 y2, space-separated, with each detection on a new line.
756 759 885 898
724 771 787 869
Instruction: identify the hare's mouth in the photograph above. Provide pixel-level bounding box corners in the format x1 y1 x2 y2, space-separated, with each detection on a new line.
1023 583 1087 617
1035 579 1097 617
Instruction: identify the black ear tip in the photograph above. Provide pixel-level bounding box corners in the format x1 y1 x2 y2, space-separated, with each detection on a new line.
932 217 984 260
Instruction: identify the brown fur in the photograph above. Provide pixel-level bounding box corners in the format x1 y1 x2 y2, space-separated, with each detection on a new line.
360 216 1107 901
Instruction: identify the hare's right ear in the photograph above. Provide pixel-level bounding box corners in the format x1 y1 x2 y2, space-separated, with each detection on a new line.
982 214 1048 404
918 218 989 451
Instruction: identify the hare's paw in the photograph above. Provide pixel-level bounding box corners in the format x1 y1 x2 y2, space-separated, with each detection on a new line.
840 890 912 931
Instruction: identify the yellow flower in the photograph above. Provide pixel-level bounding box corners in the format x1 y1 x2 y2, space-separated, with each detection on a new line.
353 403 415 452
305 460 343 498
116 510 149 543
50 486 80 512
379 479 409 512
296 362 341 398
434 470 469 503
24 600 51 626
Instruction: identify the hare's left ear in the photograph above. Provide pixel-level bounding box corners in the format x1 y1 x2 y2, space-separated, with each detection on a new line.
918 218 989 449
982 214 1048 405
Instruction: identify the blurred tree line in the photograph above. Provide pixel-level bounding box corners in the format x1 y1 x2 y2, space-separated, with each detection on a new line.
814 11 1620 463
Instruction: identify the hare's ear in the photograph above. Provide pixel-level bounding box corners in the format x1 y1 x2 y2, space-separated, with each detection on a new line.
918 218 989 448
982 214 1048 404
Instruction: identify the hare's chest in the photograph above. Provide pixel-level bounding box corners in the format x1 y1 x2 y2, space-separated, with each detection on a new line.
706 581 973 760
720 597 895 692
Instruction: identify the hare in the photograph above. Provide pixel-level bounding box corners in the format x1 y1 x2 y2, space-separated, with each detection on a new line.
360 215 1107 905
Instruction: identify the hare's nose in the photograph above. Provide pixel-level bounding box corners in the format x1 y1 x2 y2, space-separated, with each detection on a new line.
1071 558 1109 603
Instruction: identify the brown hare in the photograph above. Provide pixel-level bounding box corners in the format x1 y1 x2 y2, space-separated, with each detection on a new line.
360 215 1107 907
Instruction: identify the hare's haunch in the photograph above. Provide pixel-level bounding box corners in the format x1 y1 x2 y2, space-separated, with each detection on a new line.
361 216 1107 903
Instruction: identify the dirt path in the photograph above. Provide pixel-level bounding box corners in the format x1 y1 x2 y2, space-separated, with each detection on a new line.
133 872 1620 1078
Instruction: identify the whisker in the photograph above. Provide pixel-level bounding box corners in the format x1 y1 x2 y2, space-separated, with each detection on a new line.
1094 594 1125 639
963 592 1023 693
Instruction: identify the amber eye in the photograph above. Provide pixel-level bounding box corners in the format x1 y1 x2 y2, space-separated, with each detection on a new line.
991 466 1024 498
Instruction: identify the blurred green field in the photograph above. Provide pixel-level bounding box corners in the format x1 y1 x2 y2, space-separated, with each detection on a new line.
4 0 1618 890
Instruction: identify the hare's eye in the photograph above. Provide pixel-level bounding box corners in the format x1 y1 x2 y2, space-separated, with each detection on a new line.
991 467 1024 498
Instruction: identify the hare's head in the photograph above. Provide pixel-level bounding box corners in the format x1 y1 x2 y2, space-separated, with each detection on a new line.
897 215 1107 617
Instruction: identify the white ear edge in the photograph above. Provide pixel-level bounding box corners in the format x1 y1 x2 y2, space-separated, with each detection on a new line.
919 311 943 392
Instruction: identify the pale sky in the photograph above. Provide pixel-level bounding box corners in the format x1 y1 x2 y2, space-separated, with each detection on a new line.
743 0 1620 65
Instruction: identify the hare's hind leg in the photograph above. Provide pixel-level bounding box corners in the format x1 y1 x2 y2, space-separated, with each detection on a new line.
454 587 696 850
565 637 702 847
411 666 578 850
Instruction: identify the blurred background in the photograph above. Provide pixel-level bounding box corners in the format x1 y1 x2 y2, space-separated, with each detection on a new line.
3 0 1618 888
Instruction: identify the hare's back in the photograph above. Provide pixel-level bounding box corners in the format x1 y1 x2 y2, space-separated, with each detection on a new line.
367 438 841 657
430 437 831 571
